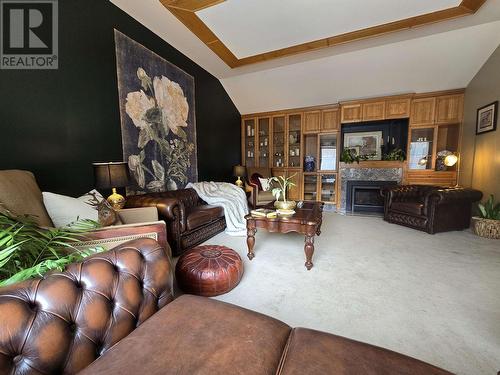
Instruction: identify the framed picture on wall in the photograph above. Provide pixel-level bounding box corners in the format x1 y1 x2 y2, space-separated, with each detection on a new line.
476 101 498 135
343 131 383 160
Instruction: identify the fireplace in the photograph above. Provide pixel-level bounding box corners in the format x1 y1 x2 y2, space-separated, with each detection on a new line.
346 180 397 213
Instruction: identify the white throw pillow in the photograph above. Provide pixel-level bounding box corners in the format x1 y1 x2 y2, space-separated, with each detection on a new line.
258 177 271 191
43 190 102 228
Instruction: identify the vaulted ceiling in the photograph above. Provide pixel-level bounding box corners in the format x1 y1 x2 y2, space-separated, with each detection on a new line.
110 0 500 114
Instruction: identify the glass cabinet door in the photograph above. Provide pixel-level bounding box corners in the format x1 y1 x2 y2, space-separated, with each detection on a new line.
244 119 256 167
436 124 459 171
303 174 318 201
272 116 286 167
409 127 434 170
319 134 337 171
320 174 336 202
258 118 270 167
287 114 302 168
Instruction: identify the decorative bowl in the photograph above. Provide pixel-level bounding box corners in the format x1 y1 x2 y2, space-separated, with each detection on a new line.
274 200 297 210
277 209 295 216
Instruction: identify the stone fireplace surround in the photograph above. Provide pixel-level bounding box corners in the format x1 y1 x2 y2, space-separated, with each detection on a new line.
339 166 403 213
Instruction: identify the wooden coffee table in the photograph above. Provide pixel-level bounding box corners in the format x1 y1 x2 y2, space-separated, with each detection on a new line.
244 202 324 270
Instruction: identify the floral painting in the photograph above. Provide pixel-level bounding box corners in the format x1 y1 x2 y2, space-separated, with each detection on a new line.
114 30 197 195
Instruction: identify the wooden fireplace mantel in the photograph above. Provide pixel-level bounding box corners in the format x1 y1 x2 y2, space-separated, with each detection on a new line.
339 161 405 169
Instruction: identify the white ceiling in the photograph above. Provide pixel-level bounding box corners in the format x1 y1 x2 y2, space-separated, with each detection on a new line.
110 0 500 114
197 0 461 58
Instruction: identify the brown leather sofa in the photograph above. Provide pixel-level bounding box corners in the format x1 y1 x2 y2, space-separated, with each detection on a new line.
382 185 483 234
0 237 451 375
126 188 226 256
246 167 275 208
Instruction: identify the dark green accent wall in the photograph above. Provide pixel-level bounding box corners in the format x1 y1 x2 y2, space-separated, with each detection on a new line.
0 0 241 196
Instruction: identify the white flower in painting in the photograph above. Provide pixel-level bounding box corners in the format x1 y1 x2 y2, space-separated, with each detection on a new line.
125 90 155 129
128 154 145 188
153 76 189 136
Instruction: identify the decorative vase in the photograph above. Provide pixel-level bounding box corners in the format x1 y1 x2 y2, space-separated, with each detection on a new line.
472 217 500 239
304 155 315 172
274 200 297 210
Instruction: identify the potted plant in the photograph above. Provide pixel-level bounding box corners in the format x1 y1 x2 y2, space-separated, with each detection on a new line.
271 174 297 210
0 211 102 286
472 195 500 239
383 148 406 161
340 148 374 164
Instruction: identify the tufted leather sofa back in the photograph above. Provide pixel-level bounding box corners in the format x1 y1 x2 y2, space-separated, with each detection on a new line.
0 238 174 375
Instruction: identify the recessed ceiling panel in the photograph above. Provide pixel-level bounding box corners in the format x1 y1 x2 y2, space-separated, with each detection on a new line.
197 0 462 58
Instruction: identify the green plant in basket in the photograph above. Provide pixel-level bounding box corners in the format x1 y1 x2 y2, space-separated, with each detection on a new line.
478 195 500 220
0 211 103 287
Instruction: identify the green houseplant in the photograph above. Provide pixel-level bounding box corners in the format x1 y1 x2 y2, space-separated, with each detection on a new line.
472 195 500 239
340 148 374 164
383 148 406 161
271 174 297 210
0 212 102 286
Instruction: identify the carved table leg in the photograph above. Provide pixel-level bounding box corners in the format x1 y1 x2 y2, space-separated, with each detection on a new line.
247 221 257 260
304 225 316 270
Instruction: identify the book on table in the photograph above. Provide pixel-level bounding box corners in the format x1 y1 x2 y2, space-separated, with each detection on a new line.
250 209 277 218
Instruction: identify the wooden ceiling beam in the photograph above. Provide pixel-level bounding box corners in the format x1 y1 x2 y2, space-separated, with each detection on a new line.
160 0 225 12
159 0 489 68
459 0 487 13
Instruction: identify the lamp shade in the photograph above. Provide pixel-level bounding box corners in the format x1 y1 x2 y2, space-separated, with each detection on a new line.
444 154 458 167
233 165 246 177
93 162 130 189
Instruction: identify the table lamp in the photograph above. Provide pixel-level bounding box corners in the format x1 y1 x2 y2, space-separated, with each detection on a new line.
444 152 460 187
93 162 130 209
233 165 246 187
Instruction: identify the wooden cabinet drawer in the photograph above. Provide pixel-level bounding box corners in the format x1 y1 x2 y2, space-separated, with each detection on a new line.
410 98 436 126
304 111 321 133
435 94 463 124
341 104 362 123
321 109 339 131
386 98 411 119
362 101 386 121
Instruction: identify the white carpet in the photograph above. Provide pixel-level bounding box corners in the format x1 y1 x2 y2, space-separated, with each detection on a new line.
199 213 500 375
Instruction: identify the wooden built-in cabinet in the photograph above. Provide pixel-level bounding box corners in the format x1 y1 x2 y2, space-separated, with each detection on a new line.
340 95 413 123
407 91 464 186
241 89 464 206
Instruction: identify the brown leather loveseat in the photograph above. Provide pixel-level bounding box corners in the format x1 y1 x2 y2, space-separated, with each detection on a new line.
0 237 451 374
126 188 226 256
382 185 482 234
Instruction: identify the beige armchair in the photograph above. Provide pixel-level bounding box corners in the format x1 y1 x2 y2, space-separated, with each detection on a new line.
245 167 275 208
0 170 168 253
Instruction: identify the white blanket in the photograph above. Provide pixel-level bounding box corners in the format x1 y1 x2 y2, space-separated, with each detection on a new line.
186 182 249 236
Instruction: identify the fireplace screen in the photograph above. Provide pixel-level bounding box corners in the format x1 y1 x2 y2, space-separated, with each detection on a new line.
346 180 397 213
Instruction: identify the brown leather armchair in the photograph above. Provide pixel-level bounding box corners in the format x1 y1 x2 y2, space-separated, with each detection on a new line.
246 167 275 208
126 188 226 256
382 185 483 234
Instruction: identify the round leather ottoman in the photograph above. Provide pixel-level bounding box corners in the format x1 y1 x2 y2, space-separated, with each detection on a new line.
175 245 244 297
